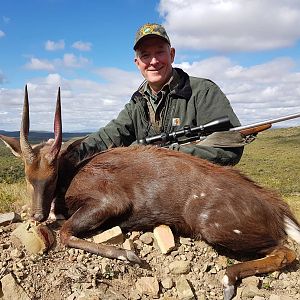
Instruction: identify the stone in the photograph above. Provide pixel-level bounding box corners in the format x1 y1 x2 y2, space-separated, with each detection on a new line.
11 221 55 254
161 276 174 289
153 225 175 254
169 260 191 275
176 277 195 300
93 226 124 244
269 295 294 300
136 276 160 297
179 237 192 246
139 232 153 244
123 238 135 251
0 212 21 226
0 273 31 300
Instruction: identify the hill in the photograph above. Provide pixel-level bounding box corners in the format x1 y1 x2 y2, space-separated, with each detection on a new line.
0 130 90 143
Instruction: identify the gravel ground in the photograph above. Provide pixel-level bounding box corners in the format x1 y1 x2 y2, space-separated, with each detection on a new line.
1 211 300 300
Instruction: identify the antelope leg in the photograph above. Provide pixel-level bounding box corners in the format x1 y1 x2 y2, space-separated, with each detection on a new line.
222 245 296 300
59 204 142 264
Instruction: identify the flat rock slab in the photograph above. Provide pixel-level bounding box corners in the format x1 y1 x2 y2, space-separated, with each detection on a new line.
11 222 55 254
0 212 21 226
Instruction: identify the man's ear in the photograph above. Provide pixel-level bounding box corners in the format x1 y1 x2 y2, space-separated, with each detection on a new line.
170 47 175 63
134 56 139 68
0 135 22 158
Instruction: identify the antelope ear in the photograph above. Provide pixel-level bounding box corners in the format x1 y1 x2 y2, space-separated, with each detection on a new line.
0 135 22 158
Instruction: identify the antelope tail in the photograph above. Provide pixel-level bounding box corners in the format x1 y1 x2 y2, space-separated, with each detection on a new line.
285 217 300 244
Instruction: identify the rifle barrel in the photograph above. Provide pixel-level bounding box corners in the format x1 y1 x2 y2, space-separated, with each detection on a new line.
231 112 300 132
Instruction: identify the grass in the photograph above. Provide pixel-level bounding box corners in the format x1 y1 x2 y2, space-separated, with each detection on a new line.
0 127 299 219
237 126 300 220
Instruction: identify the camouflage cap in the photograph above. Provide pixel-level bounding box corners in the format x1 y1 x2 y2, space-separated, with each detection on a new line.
134 23 171 50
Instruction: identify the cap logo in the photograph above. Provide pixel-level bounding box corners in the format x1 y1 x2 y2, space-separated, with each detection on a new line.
143 27 152 34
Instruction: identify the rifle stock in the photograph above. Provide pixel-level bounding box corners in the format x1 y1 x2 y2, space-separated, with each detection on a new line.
238 123 272 136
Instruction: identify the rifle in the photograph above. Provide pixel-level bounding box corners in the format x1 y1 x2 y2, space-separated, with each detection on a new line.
138 112 300 146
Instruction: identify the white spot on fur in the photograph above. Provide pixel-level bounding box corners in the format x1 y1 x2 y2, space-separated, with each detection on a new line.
216 188 223 191
200 192 206 197
285 217 300 244
233 229 241 234
193 194 199 199
215 223 220 228
200 212 209 221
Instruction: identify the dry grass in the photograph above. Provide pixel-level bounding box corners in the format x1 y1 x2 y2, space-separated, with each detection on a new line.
0 181 30 213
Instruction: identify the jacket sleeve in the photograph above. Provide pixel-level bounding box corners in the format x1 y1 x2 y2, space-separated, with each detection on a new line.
170 143 244 166
71 102 136 162
172 79 244 165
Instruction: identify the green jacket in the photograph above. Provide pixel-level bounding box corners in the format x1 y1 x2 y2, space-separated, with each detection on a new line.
74 68 243 165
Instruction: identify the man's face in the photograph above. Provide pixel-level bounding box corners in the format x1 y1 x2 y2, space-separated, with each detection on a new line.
134 37 175 93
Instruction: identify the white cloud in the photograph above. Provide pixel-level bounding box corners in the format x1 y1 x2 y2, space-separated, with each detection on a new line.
62 53 89 68
0 30 5 38
24 54 90 72
25 58 55 71
2 58 300 132
0 69 143 132
159 0 300 51
72 41 92 51
175 56 300 126
45 39 65 51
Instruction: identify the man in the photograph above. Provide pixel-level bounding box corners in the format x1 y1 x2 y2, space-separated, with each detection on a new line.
67 23 244 166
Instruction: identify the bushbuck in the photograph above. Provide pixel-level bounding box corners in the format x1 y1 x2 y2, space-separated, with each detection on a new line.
1 86 299 300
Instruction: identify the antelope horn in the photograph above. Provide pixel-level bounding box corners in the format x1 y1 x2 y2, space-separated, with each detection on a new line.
48 87 62 160
20 85 35 164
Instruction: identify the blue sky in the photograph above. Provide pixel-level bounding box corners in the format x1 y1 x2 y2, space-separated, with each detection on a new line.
1 0 300 132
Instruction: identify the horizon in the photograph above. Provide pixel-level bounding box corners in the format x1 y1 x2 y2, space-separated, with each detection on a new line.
1 0 300 132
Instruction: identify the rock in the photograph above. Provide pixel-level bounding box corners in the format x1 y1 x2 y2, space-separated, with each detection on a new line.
11 221 55 254
0 212 21 226
93 226 124 244
0 273 31 300
129 231 140 241
176 277 195 300
123 238 135 251
10 248 23 259
139 232 153 245
240 282 265 299
161 276 174 289
136 276 160 297
169 260 191 274
179 237 192 246
153 225 175 254
269 295 294 300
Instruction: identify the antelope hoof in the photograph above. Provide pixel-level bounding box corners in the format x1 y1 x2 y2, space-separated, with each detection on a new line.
125 250 143 265
222 275 236 300
224 285 235 300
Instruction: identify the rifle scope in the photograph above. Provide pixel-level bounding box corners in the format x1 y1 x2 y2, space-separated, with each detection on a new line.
138 116 231 145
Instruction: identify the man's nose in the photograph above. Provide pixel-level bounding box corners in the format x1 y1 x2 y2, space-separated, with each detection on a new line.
149 56 159 64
